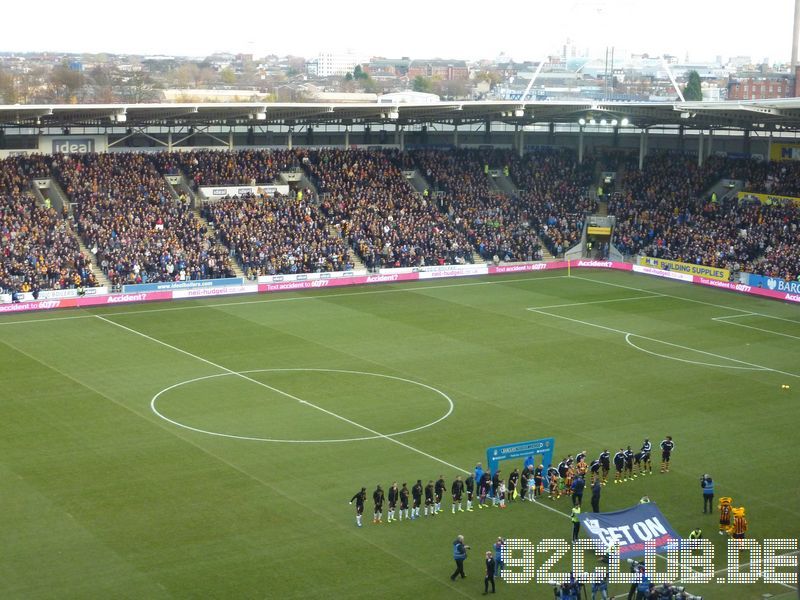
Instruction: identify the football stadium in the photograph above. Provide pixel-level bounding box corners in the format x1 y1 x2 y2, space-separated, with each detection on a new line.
1 96 800 600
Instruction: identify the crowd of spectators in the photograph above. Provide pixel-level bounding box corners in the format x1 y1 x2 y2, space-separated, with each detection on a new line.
510 149 596 256
157 149 300 188
204 192 353 277
302 149 474 269
411 149 543 261
53 152 234 286
3 145 800 300
726 158 800 198
610 153 800 280
0 154 98 295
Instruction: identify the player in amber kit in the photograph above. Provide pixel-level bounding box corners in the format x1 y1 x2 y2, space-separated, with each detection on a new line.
548 468 561 500
660 436 674 473
563 466 575 498
718 497 733 535
731 507 748 540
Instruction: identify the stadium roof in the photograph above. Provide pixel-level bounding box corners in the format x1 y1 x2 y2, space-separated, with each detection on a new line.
3 99 800 130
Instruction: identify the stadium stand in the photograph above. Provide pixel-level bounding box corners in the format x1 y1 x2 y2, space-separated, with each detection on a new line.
1 146 798 296
156 149 300 188
0 155 98 295
610 153 800 280
203 192 353 277
301 149 474 269
410 148 543 261
509 149 596 257
51 152 235 286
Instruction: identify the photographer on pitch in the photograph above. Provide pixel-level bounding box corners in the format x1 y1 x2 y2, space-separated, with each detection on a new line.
450 534 470 581
700 474 714 514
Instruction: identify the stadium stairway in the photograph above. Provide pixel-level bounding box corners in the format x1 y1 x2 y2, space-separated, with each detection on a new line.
73 231 112 288
537 239 555 261
704 177 744 202
192 207 246 279
493 172 519 196
326 224 366 271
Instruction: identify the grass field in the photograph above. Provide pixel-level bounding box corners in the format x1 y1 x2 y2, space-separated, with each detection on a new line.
1 269 798 599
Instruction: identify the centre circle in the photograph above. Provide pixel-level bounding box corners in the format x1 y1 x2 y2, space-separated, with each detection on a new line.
150 368 454 443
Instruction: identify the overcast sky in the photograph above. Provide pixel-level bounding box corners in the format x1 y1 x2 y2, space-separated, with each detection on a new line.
2 0 795 64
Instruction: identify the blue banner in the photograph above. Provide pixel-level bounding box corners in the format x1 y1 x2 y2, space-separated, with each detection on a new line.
746 273 800 295
579 503 680 559
123 277 245 293
485 437 554 476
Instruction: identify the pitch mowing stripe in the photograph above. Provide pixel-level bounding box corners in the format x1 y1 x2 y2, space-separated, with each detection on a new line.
0 275 569 326
527 294 664 310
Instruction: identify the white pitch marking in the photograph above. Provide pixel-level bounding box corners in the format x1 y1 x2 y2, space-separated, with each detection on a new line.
571 275 800 321
711 313 756 321
0 274 569 326
150 368 455 444
95 315 467 472
712 316 800 341
625 334 767 371
528 294 664 310
526 307 800 379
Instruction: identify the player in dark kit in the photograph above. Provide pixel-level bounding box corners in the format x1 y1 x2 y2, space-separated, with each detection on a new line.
424 480 435 516
349 487 366 527
613 449 626 484
599 449 611 485
435 475 446 514
624 446 635 480
478 472 491 508
660 436 674 473
399 483 410 521
412 480 423 519
491 470 501 507
464 473 475 511
387 482 399 523
451 476 465 514
373 485 385 524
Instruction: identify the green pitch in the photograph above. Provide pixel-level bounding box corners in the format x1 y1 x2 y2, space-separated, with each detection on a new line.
0 269 797 599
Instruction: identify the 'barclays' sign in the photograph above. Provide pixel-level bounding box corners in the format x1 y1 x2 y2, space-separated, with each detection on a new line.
748 274 800 294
